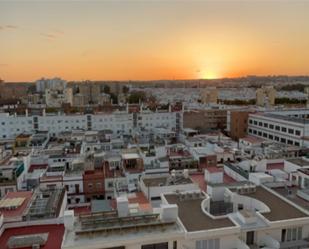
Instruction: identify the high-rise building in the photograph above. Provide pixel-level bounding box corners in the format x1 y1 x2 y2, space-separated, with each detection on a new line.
256 86 276 107
201 87 218 104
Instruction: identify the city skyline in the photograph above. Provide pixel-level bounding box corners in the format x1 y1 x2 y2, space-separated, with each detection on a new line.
1 0 309 81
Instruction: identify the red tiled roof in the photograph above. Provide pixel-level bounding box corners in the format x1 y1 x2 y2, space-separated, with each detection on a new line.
241 135 265 144
190 173 207 192
28 164 48 173
40 175 63 182
267 162 284 171
205 167 222 173
0 191 33 219
69 206 91 216
223 173 236 184
0 224 65 249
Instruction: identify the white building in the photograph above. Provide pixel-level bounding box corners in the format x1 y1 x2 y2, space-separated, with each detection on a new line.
61 183 309 249
248 109 309 147
36 77 67 93
0 109 182 139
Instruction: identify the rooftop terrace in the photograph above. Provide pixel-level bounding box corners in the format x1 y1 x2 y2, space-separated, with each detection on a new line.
164 192 235 232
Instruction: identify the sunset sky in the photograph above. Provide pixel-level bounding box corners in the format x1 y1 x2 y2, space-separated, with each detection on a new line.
1 0 309 82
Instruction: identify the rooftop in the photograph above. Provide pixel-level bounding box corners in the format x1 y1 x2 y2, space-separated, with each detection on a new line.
0 191 33 219
287 158 309 167
164 192 236 232
239 186 307 221
142 175 193 187
0 224 65 249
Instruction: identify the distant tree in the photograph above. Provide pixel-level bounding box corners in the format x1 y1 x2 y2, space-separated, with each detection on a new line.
280 84 306 92
103 85 111 94
110 93 118 104
127 91 146 104
220 99 256 105
122 85 129 94
275 97 306 105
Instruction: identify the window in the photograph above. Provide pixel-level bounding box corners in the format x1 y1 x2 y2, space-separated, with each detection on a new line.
281 138 286 143
269 134 273 140
281 127 287 132
283 227 302 242
269 124 274 129
275 125 280 131
142 242 168 249
196 239 220 249
249 119 252 124
253 121 257 125
288 128 294 134
258 122 262 127
296 130 301 136
263 123 268 128
173 241 177 249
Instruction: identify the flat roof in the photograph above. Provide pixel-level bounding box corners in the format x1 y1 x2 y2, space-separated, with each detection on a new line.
252 112 309 125
122 153 140 160
164 194 235 232
0 191 33 219
0 224 64 249
239 186 307 221
287 158 309 167
142 176 193 187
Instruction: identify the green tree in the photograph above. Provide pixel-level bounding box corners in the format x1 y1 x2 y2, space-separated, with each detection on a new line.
127 91 146 104
103 85 111 94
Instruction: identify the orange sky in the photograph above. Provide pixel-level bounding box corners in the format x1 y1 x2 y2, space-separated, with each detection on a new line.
1 1 309 81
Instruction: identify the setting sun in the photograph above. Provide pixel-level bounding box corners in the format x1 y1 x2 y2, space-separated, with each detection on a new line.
198 68 220 80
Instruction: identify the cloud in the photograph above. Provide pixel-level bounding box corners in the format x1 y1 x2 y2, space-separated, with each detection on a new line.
40 33 57 39
39 29 64 41
5 25 18 29
0 25 18 31
52 29 64 35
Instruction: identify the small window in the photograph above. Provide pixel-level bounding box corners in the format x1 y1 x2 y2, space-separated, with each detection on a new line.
288 128 294 134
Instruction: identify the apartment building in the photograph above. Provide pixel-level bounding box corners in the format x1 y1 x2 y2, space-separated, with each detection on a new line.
0 108 182 139
248 109 309 147
227 110 251 140
183 109 227 132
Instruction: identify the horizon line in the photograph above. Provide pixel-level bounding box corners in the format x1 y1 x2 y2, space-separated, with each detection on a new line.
2 74 309 84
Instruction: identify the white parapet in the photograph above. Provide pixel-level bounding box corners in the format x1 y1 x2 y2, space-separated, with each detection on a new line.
64 210 75 231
